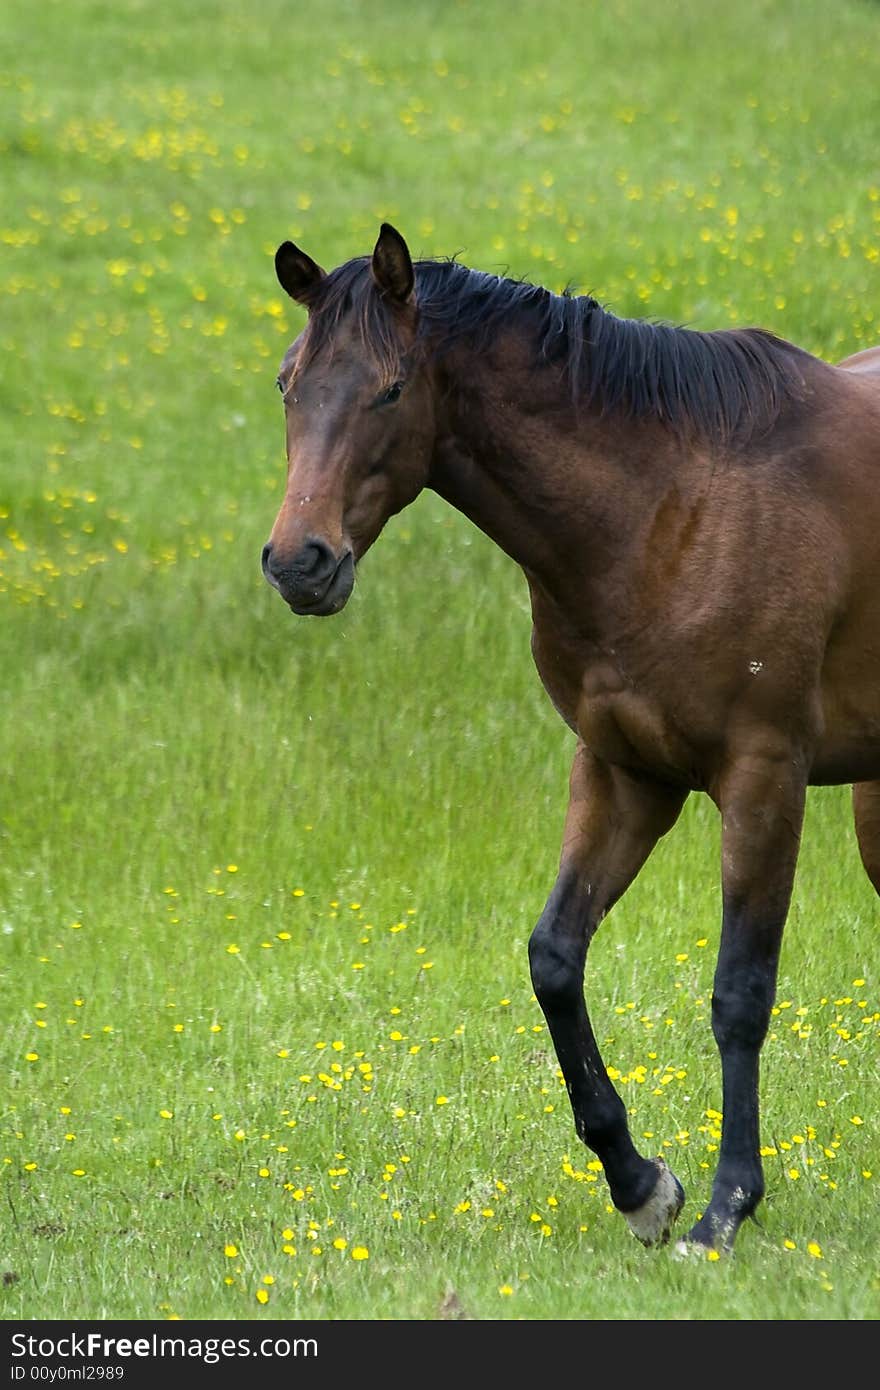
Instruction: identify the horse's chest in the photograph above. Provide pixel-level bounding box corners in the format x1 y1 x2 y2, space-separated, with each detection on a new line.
576 684 684 777
531 627 695 780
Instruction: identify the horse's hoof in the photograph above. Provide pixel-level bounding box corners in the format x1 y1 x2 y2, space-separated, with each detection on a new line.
673 1210 739 1258
624 1157 685 1247
672 1236 711 1260
672 1233 730 1261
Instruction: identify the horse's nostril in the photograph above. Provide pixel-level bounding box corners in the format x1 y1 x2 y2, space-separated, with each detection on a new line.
299 540 331 576
262 535 344 601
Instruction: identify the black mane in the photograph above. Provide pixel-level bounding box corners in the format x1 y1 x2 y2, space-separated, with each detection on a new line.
297 255 814 442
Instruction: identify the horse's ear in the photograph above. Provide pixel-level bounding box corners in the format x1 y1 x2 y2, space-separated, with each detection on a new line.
372 223 414 303
275 241 325 306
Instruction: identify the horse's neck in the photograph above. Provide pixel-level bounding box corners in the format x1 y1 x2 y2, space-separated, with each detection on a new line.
428 348 679 605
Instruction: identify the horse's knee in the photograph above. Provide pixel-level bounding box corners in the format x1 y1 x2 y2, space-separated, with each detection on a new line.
711 966 775 1051
528 913 584 1010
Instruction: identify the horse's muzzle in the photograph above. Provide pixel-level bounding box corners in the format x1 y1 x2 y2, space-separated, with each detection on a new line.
261 538 355 615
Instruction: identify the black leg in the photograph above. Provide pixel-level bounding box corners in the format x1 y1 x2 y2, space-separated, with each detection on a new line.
683 744 806 1251
529 744 687 1243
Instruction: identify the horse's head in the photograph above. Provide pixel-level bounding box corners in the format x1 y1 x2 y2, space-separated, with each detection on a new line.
262 223 435 615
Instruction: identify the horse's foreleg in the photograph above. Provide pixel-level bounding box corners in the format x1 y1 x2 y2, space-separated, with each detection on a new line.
853 780 880 894
529 743 687 1246
681 745 806 1254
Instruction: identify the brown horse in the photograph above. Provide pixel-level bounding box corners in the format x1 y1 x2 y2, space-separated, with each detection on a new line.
262 223 880 1254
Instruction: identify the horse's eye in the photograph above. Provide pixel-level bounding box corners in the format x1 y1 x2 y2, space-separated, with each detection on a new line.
380 381 404 406
275 377 283 394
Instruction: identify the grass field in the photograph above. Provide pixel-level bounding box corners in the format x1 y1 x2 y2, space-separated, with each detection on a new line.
1 0 879 1323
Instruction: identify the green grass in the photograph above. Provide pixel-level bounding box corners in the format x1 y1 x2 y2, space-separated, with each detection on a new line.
1 0 879 1322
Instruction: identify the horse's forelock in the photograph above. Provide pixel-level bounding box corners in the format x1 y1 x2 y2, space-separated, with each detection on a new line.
294 258 405 385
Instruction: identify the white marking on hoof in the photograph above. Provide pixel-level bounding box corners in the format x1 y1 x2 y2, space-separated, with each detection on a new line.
672 1237 706 1261
624 1158 684 1247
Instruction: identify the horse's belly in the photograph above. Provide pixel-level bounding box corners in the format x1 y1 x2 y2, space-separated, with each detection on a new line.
810 748 880 784
811 728 880 785
815 635 880 782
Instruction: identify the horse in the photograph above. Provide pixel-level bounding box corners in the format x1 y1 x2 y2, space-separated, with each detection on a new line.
261 222 880 1254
